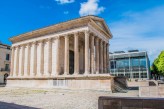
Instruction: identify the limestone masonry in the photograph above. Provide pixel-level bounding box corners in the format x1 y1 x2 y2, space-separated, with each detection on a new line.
7 16 113 91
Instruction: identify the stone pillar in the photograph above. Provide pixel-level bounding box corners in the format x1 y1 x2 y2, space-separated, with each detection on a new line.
13 47 17 77
54 37 60 76
95 38 99 74
10 47 15 77
74 33 79 75
48 38 52 76
84 30 90 74
21 45 25 76
91 35 95 74
100 40 104 73
40 41 44 76
104 42 107 73
106 43 109 73
16 46 20 76
23 45 28 77
27 44 31 76
33 42 37 76
64 35 69 75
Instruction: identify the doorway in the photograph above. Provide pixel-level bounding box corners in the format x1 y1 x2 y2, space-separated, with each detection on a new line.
69 50 74 74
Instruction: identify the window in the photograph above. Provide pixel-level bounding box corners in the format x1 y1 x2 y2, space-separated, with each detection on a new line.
140 57 147 68
141 73 147 78
5 64 9 71
125 73 130 78
116 59 125 68
6 54 10 60
131 58 139 67
118 74 124 77
7 46 10 50
133 73 139 78
110 61 116 69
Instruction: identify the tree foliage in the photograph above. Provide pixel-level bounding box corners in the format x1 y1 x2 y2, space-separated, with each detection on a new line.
152 51 164 75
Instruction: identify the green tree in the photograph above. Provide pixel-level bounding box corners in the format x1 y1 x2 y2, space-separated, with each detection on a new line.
152 51 164 76
158 51 164 75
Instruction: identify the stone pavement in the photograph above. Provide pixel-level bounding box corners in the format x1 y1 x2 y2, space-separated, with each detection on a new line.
0 87 139 109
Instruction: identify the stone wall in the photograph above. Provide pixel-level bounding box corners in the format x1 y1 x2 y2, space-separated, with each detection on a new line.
0 46 11 71
98 96 164 109
7 75 114 91
139 86 164 97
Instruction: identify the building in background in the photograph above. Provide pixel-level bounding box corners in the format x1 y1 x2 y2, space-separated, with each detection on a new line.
0 43 11 84
109 50 150 80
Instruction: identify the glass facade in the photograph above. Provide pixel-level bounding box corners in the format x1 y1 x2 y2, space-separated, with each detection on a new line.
109 51 150 79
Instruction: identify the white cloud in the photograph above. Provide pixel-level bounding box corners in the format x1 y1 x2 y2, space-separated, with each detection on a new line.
79 0 105 16
55 0 74 4
109 6 164 64
64 11 69 14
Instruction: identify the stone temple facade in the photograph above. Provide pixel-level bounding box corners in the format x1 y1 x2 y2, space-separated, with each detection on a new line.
7 16 113 91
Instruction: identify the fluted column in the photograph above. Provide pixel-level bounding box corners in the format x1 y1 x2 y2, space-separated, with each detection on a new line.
95 38 99 74
91 35 95 74
16 46 20 76
106 43 109 73
100 40 104 73
23 45 28 77
21 45 25 76
48 38 52 76
40 41 44 76
13 47 17 77
54 37 60 76
84 30 90 74
10 47 15 77
64 35 69 75
74 33 79 75
33 42 37 76
27 44 31 76
104 42 107 73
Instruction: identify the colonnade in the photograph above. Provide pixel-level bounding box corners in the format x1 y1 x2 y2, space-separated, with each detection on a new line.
10 30 109 77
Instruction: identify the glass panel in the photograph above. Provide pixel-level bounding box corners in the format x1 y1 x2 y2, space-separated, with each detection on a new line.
131 58 139 67
133 73 139 78
141 73 147 78
116 59 124 68
125 73 130 78
131 57 139 72
140 57 146 68
110 61 116 69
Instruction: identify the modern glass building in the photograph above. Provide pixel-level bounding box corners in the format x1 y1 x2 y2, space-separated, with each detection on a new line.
109 50 150 79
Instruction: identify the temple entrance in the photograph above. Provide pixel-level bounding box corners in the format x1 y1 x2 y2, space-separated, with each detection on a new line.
69 50 74 74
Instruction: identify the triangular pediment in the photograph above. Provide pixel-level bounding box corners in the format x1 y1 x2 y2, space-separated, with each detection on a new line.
89 16 112 38
94 20 109 33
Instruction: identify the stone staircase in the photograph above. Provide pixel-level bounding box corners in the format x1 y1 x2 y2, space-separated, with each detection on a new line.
112 77 128 93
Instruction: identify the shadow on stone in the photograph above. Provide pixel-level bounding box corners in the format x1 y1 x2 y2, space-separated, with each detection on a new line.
0 101 39 109
0 83 6 87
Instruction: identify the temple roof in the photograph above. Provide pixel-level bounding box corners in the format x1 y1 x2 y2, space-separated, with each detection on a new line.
10 15 112 43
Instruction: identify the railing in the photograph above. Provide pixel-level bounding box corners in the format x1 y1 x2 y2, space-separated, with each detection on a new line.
98 96 164 109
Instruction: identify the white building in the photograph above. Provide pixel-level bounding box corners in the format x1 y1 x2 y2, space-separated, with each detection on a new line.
7 16 114 91
0 43 11 83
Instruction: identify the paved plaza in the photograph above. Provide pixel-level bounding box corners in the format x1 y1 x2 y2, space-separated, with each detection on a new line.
0 87 138 109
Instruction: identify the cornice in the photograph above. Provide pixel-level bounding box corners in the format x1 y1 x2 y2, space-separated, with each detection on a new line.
10 15 112 43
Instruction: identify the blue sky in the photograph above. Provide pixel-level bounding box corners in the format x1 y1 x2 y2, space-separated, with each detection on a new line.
0 0 164 64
